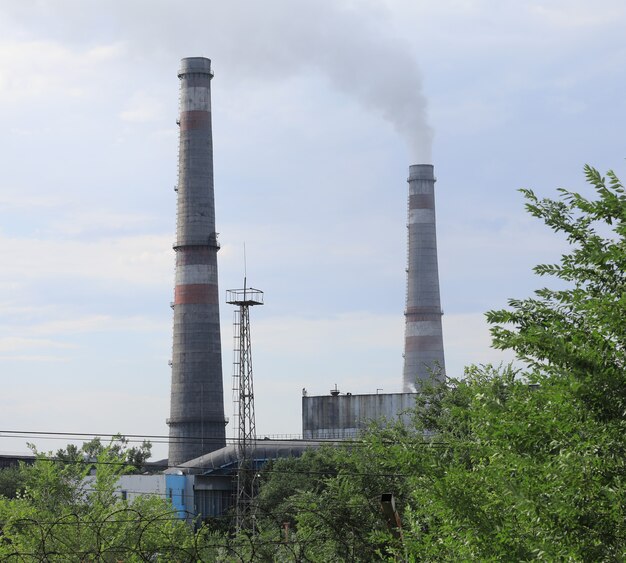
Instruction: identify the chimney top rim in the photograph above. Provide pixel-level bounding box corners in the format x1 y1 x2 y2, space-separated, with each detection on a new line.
179 57 212 77
408 163 435 181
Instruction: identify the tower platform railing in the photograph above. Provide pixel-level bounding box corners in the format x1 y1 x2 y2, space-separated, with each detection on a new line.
226 288 264 306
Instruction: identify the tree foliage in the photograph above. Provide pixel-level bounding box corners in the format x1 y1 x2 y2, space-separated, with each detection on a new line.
487 165 626 421
232 165 626 561
0 437 202 561
0 465 25 499
54 434 152 472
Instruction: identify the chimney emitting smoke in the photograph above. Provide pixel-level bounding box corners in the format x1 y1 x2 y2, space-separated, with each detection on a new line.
402 164 445 391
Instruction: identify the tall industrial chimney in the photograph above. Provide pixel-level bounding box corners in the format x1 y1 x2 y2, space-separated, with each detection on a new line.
403 164 445 392
168 57 226 466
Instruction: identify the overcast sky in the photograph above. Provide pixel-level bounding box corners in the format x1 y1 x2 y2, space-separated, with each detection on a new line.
1 0 625 459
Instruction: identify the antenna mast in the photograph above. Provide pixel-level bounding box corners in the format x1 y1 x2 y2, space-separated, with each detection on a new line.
227 283 264 532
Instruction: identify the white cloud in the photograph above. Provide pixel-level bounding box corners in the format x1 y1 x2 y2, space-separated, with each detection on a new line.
120 91 164 123
439 209 568 280
0 303 58 317
0 387 170 458
0 335 75 362
86 43 127 62
0 39 126 105
0 354 68 363
238 309 513 390
252 312 403 355
0 192 63 209
0 312 168 368
0 233 173 287
528 2 626 28
48 210 156 236
0 336 76 353
443 312 516 374
26 314 168 336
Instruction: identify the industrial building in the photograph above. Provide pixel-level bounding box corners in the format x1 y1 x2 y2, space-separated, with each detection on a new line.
164 440 325 518
302 391 417 439
151 56 447 520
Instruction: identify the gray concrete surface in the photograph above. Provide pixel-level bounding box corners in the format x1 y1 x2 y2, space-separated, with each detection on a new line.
403 164 445 391
168 57 226 466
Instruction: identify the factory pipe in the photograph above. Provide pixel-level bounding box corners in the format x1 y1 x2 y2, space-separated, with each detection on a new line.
402 164 445 391
167 57 226 466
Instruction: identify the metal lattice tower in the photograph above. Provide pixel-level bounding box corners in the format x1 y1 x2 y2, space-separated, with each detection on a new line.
227 282 264 532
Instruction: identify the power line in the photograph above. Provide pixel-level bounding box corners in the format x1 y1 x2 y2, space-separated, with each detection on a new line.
0 429 482 479
0 429 361 446
0 427 442 448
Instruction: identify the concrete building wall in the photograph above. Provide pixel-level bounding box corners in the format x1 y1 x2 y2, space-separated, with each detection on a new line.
302 393 417 439
403 164 445 391
115 474 193 520
193 475 234 519
165 474 188 517
168 57 226 466
117 474 166 502
168 440 329 519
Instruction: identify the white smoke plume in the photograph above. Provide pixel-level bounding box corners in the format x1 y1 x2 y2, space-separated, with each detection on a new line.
0 0 432 163
219 0 434 163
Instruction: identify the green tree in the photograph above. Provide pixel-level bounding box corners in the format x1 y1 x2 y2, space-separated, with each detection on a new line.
241 445 402 561
235 165 626 561
55 433 152 472
0 437 203 561
395 366 626 560
0 465 26 499
488 165 626 421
